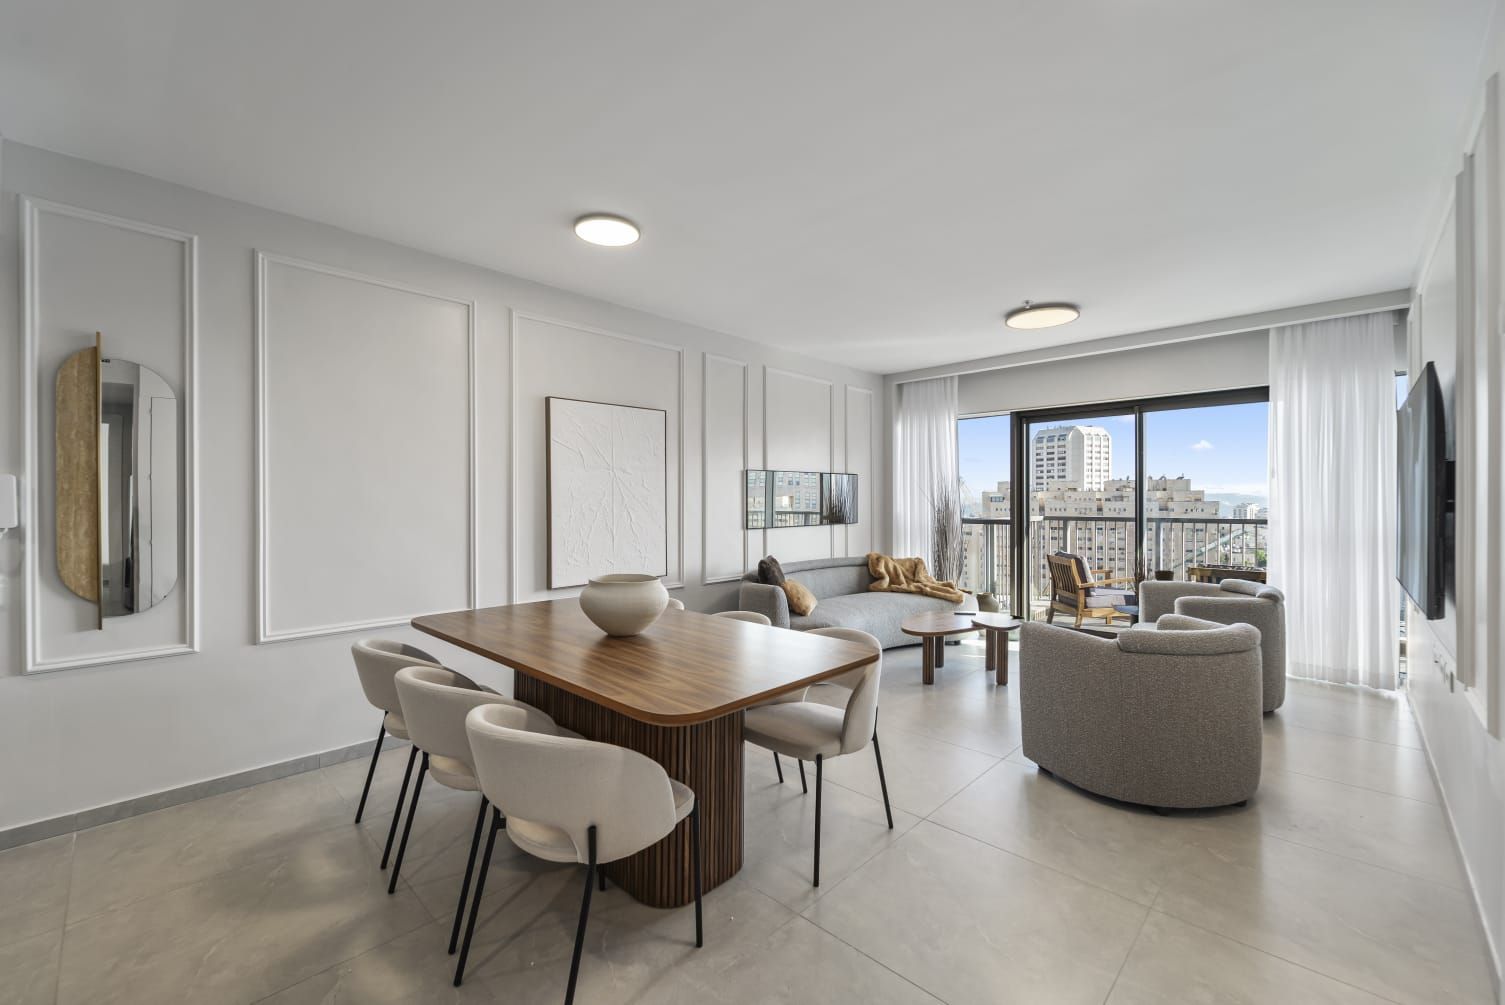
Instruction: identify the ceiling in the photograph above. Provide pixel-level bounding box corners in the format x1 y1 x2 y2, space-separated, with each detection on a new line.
0 1 1493 374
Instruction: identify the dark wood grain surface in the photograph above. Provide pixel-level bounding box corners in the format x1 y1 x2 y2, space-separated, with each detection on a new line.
899 611 979 637
413 600 878 725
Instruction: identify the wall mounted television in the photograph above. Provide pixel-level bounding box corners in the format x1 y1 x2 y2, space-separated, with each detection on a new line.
745 470 858 529
1396 362 1450 620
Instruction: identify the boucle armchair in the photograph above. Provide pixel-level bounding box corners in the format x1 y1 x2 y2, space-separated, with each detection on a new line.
1140 578 1286 711
1019 615 1263 810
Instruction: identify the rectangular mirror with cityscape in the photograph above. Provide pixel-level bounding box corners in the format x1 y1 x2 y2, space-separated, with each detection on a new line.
745 470 859 529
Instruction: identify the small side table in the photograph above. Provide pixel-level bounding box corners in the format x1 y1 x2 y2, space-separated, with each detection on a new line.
971 614 1023 685
900 612 979 685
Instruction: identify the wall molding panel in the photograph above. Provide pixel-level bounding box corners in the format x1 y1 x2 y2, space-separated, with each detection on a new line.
254 251 477 643
702 353 749 584
762 366 836 563
844 384 875 558
510 312 687 600
20 196 201 673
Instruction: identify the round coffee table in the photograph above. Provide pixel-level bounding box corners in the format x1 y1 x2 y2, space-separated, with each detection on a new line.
971 613 1023 685
900 612 978 685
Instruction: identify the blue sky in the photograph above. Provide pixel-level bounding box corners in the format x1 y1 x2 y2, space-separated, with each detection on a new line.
958 401 1269 502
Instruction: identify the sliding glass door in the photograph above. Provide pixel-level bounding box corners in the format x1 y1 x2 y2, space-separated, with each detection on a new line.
1019 410 1137 622
985 388 1269 624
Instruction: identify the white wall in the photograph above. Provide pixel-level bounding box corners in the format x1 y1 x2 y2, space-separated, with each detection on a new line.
1406 3 1505 987
0 141 885 832
954 329 1270 416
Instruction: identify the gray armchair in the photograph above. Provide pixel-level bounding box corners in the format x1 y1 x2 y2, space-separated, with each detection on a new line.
1141 578 1286 711
1019 615 1263 810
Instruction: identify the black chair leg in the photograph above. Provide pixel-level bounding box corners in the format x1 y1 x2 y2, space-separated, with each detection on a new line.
381 744 418 869
773 751 784 784
565 826 598 1005
798 758 808 794
691 803 703 948
813 754 824 887
453 809 503 987
598 869 607 892
448 796 490 954
388 752 428 894
872 731 894 829
354 721 386 824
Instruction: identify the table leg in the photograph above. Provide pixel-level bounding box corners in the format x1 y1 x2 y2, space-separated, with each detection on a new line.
984 629 996 675
996 631 1010 686
935 637 945 669
513 672 741 909
922 637 936 685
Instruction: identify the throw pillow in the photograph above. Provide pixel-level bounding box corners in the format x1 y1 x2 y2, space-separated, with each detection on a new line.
782 578 817 616
758 555 786 586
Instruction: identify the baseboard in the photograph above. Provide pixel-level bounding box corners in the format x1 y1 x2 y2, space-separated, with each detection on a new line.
1405 682 1505 1003
0 735 403 853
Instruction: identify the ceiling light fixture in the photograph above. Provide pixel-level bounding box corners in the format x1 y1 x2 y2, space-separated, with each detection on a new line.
574 213 641 247
1004 301 1080 330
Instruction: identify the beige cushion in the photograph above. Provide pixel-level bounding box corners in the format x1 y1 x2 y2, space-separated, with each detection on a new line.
744 702 844 759
782 578 818 616
382 710 410 740
504 778 694 863
429 754 478 791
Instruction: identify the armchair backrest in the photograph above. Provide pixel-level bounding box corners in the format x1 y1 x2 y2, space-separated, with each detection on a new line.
465 703 681 865
1118 616 1261 657
1046 553 1085 598
351 638 444 715
806 627 882 753
395 665 558 767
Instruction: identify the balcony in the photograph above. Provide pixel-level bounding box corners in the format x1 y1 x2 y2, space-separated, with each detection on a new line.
960 516 1269 616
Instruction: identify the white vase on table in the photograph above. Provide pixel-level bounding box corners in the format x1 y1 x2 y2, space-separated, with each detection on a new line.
579 574 669 637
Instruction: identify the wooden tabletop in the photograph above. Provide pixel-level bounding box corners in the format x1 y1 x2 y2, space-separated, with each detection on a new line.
971 613 1023 631
413 600 878 726
899 611 980 637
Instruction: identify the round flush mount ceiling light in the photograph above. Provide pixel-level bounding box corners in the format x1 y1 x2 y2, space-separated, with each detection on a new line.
1004 300 1080 330
574 213 641 247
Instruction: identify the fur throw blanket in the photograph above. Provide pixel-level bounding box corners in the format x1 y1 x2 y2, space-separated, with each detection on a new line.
866 553 965 604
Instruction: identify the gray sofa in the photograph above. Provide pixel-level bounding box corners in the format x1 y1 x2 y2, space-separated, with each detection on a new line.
1140 578 1286 712
738 556 968 649
1019 614 1263 810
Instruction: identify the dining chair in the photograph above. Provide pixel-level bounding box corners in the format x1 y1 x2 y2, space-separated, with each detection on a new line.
741 627 890 886
351 639 469 871
389 666 574 961
714 610 772 626
456 703 703 999
666 597 685 610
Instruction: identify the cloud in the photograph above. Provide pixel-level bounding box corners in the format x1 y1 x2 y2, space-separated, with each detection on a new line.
1190 439 1214 451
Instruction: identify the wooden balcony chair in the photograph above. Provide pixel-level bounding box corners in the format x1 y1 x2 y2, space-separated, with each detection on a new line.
1045 552 1138 628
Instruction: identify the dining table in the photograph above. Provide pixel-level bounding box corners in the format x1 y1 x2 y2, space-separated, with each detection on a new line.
412 600 879 909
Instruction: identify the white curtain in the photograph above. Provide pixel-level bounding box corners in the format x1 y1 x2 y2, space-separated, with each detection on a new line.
893 376 959 566
1268 311 1399 689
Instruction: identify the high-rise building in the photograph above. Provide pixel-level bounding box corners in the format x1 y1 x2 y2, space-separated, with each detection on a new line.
1031 425 1111 490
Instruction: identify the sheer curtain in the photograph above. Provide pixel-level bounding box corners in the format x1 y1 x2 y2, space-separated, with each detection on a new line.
892 376 959 565
1268 311 1399 689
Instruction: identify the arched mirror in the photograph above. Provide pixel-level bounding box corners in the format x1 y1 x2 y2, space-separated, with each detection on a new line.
55 336 180 624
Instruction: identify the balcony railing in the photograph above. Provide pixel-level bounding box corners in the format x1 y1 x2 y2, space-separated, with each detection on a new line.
960 516 1269 606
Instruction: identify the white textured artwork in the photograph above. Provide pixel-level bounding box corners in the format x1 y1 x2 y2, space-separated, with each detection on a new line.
547 397 668 588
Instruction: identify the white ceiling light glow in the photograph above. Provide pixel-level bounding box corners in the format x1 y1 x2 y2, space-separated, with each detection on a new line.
1004 301 1080 330
574 213 641 247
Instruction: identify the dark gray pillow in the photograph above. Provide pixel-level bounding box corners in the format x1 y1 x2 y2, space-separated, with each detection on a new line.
758 555 786 586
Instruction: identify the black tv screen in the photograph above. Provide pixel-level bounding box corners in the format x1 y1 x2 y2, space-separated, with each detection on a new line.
1396 362 1447 619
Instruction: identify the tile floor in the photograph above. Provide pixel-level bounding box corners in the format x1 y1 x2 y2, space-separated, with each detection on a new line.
0 641 1494 1005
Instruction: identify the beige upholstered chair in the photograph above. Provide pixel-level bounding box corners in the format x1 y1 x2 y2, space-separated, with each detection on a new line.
456 704 703 997
350 639 457 869
1140 578 1287 711
666 597 686 610
390 667 572 959
714 609 772 626
1019 615 1263 810
741 627 890 886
